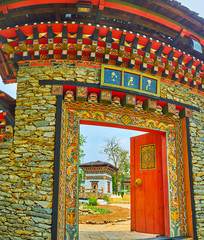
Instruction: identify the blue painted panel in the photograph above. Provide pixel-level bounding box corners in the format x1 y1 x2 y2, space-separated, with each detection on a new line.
104 68 122 86
142 76 157 94
124 72 140 89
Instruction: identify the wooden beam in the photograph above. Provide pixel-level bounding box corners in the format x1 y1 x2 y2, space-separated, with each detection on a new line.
54 3 61 22
102 11 178 38
152 0 203 30
0 7 54 22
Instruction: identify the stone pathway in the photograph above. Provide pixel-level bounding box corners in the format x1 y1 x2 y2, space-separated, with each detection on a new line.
79 204 193 240
79 230 157 240
79 203 158 240
79 220 157 240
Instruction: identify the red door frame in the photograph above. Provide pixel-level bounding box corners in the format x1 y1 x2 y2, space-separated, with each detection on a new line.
80 120 170 237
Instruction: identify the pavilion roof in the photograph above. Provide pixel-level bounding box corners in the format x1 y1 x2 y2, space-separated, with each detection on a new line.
80 160 118 171
0 0 204 41
0 90 15 126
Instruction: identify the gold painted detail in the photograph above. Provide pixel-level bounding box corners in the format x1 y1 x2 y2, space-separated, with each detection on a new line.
120 115 132 125
140 144 156 170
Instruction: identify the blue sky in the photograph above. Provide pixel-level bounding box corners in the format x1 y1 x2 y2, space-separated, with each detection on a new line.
0 80 17 98
0 0 203 164
180 0 204 17
80 124 146 164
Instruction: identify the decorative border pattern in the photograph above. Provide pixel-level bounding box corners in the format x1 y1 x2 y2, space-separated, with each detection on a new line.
51 85 63 95
57 101 187 239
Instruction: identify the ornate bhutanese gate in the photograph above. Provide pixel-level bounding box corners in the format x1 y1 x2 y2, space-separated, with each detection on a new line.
57 100 187 239
1 2 204 238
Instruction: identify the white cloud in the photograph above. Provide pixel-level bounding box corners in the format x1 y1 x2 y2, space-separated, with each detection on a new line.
0 76 17 99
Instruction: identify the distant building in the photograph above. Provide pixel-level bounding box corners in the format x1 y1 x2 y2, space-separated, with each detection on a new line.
0 91 15 142
79 160 118 195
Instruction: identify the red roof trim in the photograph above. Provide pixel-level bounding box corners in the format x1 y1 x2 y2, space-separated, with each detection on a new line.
1 0 204 45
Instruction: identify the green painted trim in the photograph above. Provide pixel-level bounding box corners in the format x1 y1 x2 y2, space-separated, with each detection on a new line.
0 0 27 7
105 0 204 40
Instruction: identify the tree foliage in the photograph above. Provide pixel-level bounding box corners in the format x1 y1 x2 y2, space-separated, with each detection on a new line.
118 149 130 175
78 134 86 186
102 136 130 175
112 174 117 193
79 134 87 164
102 136 130 193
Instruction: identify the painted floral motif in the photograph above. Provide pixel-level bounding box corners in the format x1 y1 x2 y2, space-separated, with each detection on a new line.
58 102 187 239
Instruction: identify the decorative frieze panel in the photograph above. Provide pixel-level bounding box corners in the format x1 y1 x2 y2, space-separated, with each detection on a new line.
0 22 203 96
101 65 160 97
62 86 192 119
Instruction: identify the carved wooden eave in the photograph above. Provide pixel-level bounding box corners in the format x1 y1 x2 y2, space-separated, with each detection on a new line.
0 22 203 95
0 0 204 95
80 160 118 174
0 90 16 122
0 49 16 83
0 0 204 36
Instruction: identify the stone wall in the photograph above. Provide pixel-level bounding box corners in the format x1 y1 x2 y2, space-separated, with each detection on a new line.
161 83 204 240
0 64 203 239
0 66 57 240
0 64 101 239
32 64 100 84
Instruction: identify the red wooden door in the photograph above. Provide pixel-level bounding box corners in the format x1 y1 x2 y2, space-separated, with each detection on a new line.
130 133 165 235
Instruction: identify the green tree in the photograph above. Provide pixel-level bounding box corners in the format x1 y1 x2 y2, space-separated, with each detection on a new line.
112 174 117 193
78 134 87 187
118 149 130 175
102 136 130 193
79 134 86 164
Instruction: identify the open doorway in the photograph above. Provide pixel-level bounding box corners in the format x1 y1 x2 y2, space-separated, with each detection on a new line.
57 101 184 239
78 124 165 240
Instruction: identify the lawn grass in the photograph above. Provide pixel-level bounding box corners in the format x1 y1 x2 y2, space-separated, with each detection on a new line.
82 206 111 215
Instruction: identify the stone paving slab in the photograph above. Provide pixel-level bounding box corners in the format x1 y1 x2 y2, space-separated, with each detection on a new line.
79 232 193 240
79 220 157 240
79 231 158 240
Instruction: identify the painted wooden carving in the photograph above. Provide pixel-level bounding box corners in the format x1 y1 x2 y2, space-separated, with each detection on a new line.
140 144 156 170
101 65 160 96
88 92 98 103
64 90 75 101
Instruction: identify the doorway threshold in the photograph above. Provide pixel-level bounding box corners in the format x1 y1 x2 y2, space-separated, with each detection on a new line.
139 237 193 240
79 232 193 240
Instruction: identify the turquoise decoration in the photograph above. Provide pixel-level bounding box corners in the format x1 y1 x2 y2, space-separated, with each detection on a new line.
142 76 157 94
101 65 160 97
104 68 122 86
124 72 140 89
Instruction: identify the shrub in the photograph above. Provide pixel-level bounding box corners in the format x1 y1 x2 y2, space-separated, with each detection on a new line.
103 195 110 203
81 206 110 215
119 190 124 197
112 174 116 193
88 195 98 206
